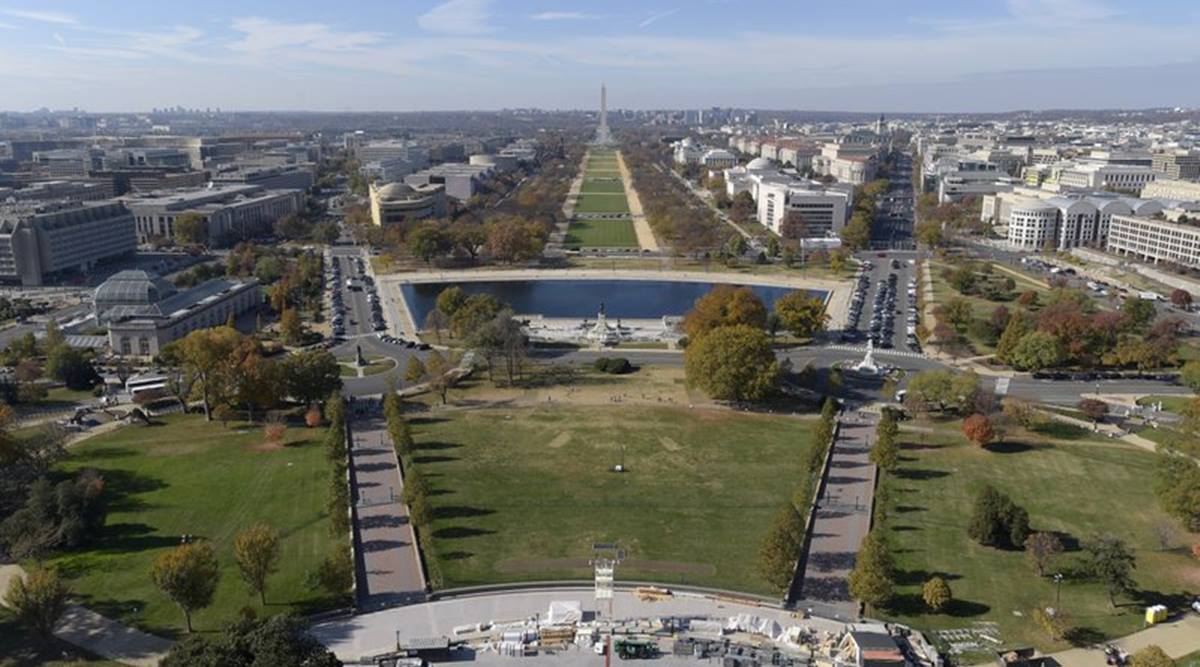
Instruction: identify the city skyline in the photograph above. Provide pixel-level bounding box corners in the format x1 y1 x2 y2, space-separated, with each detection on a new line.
1 0 1199 113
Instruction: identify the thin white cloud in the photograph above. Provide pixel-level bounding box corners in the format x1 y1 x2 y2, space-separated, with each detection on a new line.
52 32 64 46
2 8 77 25
529 11 601 21
1006 0 1119 23
0 21 13 29
229 17 383 52
418 0 494 35
639 8 679 29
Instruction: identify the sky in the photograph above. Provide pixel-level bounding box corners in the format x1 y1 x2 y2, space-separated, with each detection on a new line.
1 0 1198 113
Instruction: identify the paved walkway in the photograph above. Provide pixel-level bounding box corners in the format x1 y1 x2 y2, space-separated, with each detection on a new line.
794 415 878 617
616 150 660 252
0 564 171 666
348 403 427 610
1049 613 1200 667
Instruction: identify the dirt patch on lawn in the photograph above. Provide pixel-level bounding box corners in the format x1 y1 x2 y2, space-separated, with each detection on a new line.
658 436 682 452
496 557 714 576
251 440 286 452
548 431 573 449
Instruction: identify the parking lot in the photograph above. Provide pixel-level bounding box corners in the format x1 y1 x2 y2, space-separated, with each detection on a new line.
844 252 920 352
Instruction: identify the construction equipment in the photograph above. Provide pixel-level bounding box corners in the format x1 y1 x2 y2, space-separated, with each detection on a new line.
614 637 657 660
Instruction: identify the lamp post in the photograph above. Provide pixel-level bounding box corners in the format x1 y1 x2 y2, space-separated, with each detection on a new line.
1052 573 1064 607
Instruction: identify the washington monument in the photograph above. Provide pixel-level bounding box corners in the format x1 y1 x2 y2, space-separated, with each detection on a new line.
595 82 612 144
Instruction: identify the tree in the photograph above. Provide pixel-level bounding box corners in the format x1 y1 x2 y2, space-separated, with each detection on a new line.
684 325 779 402
449 293 502 339
1083 535 1136 607
273 213 309 240
162 614 340 667
1077 398 1109 423
304 404 322 428
174 213 209 246
163 326 244 421
1002 396 1042 428
435 286 467 318
962 414 995 448
757 503 805 593
425 350 452 404
1008 330 1063 371
915 220 944 247
278 308 303 344
313 547 353 600
405 357 427 384
922 576 952 612
995 310 1033 365
1179 360 1200 393
1122 297 1157 331
150 541 220 632
903 369 979 414
4 566 69 641
870 429 899 472
484 216 544 263
1155 455 1200 531
682 285 768 340
233 524 280 605
1025 532 1064 576
44 345 99 390
407 222 450 264
941 297 974 332
1 471 107 560
774 291 828 339
967 485 1030 548
1170 289 1193 309
848 530 894 608
280 350 342 405
1129 646 1174 667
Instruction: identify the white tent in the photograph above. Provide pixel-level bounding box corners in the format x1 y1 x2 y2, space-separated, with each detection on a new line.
546 600 583 625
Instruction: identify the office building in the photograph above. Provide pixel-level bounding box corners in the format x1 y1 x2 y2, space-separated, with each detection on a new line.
985 189 1163 250
1057 164 1157 193
104 276 260 357
1107 215 1200 266
211 163 315 191
368 182 447 226
0 201 136 286
1141 178 1200 202
93 269 177 321
756 180 851 238
1150 151 1200 181
123 184 304 245
403 163 492 201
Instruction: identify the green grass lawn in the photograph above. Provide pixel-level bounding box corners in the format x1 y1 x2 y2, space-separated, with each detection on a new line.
574 193 631 214
1136 395 1193 414
48 415 339 637
1179 650 1200 667
880 420 1198 652
580 178 626 194
410 405 813 594
0 607 122 666
565 218 639 248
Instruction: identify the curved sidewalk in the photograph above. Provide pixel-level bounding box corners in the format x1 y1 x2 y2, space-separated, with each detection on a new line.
0 564 171 667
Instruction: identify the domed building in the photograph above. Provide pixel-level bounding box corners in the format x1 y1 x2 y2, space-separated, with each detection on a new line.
93 269 178 322
368 181 447 227
746 157 774 171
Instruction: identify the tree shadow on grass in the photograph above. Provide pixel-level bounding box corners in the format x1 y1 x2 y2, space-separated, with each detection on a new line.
894 505 925 514
894 468 950 480
92 468 167 513
890 525 921 533
984 441 1035 454
442 551 473 560
1064 626 1105 647
433 526 495 539
886 594 989 618
894 568 962 586
88 522 180 557
408 416 450 427
413 455 459 465
434 506 494 520
414 440 460 452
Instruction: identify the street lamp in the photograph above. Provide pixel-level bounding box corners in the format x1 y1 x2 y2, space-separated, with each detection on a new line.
1052 573 1064 607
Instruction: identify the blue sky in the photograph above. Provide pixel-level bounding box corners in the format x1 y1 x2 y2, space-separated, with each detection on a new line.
1 0 1198 113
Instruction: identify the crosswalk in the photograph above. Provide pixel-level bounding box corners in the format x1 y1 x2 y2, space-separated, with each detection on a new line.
822 344 926 359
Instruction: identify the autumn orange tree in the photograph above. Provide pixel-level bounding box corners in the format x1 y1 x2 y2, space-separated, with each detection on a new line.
962 413 995 448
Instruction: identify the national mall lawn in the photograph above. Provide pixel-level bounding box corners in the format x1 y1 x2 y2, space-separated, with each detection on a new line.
48 414 338 637
410 402 815 595
879 418 1198 652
